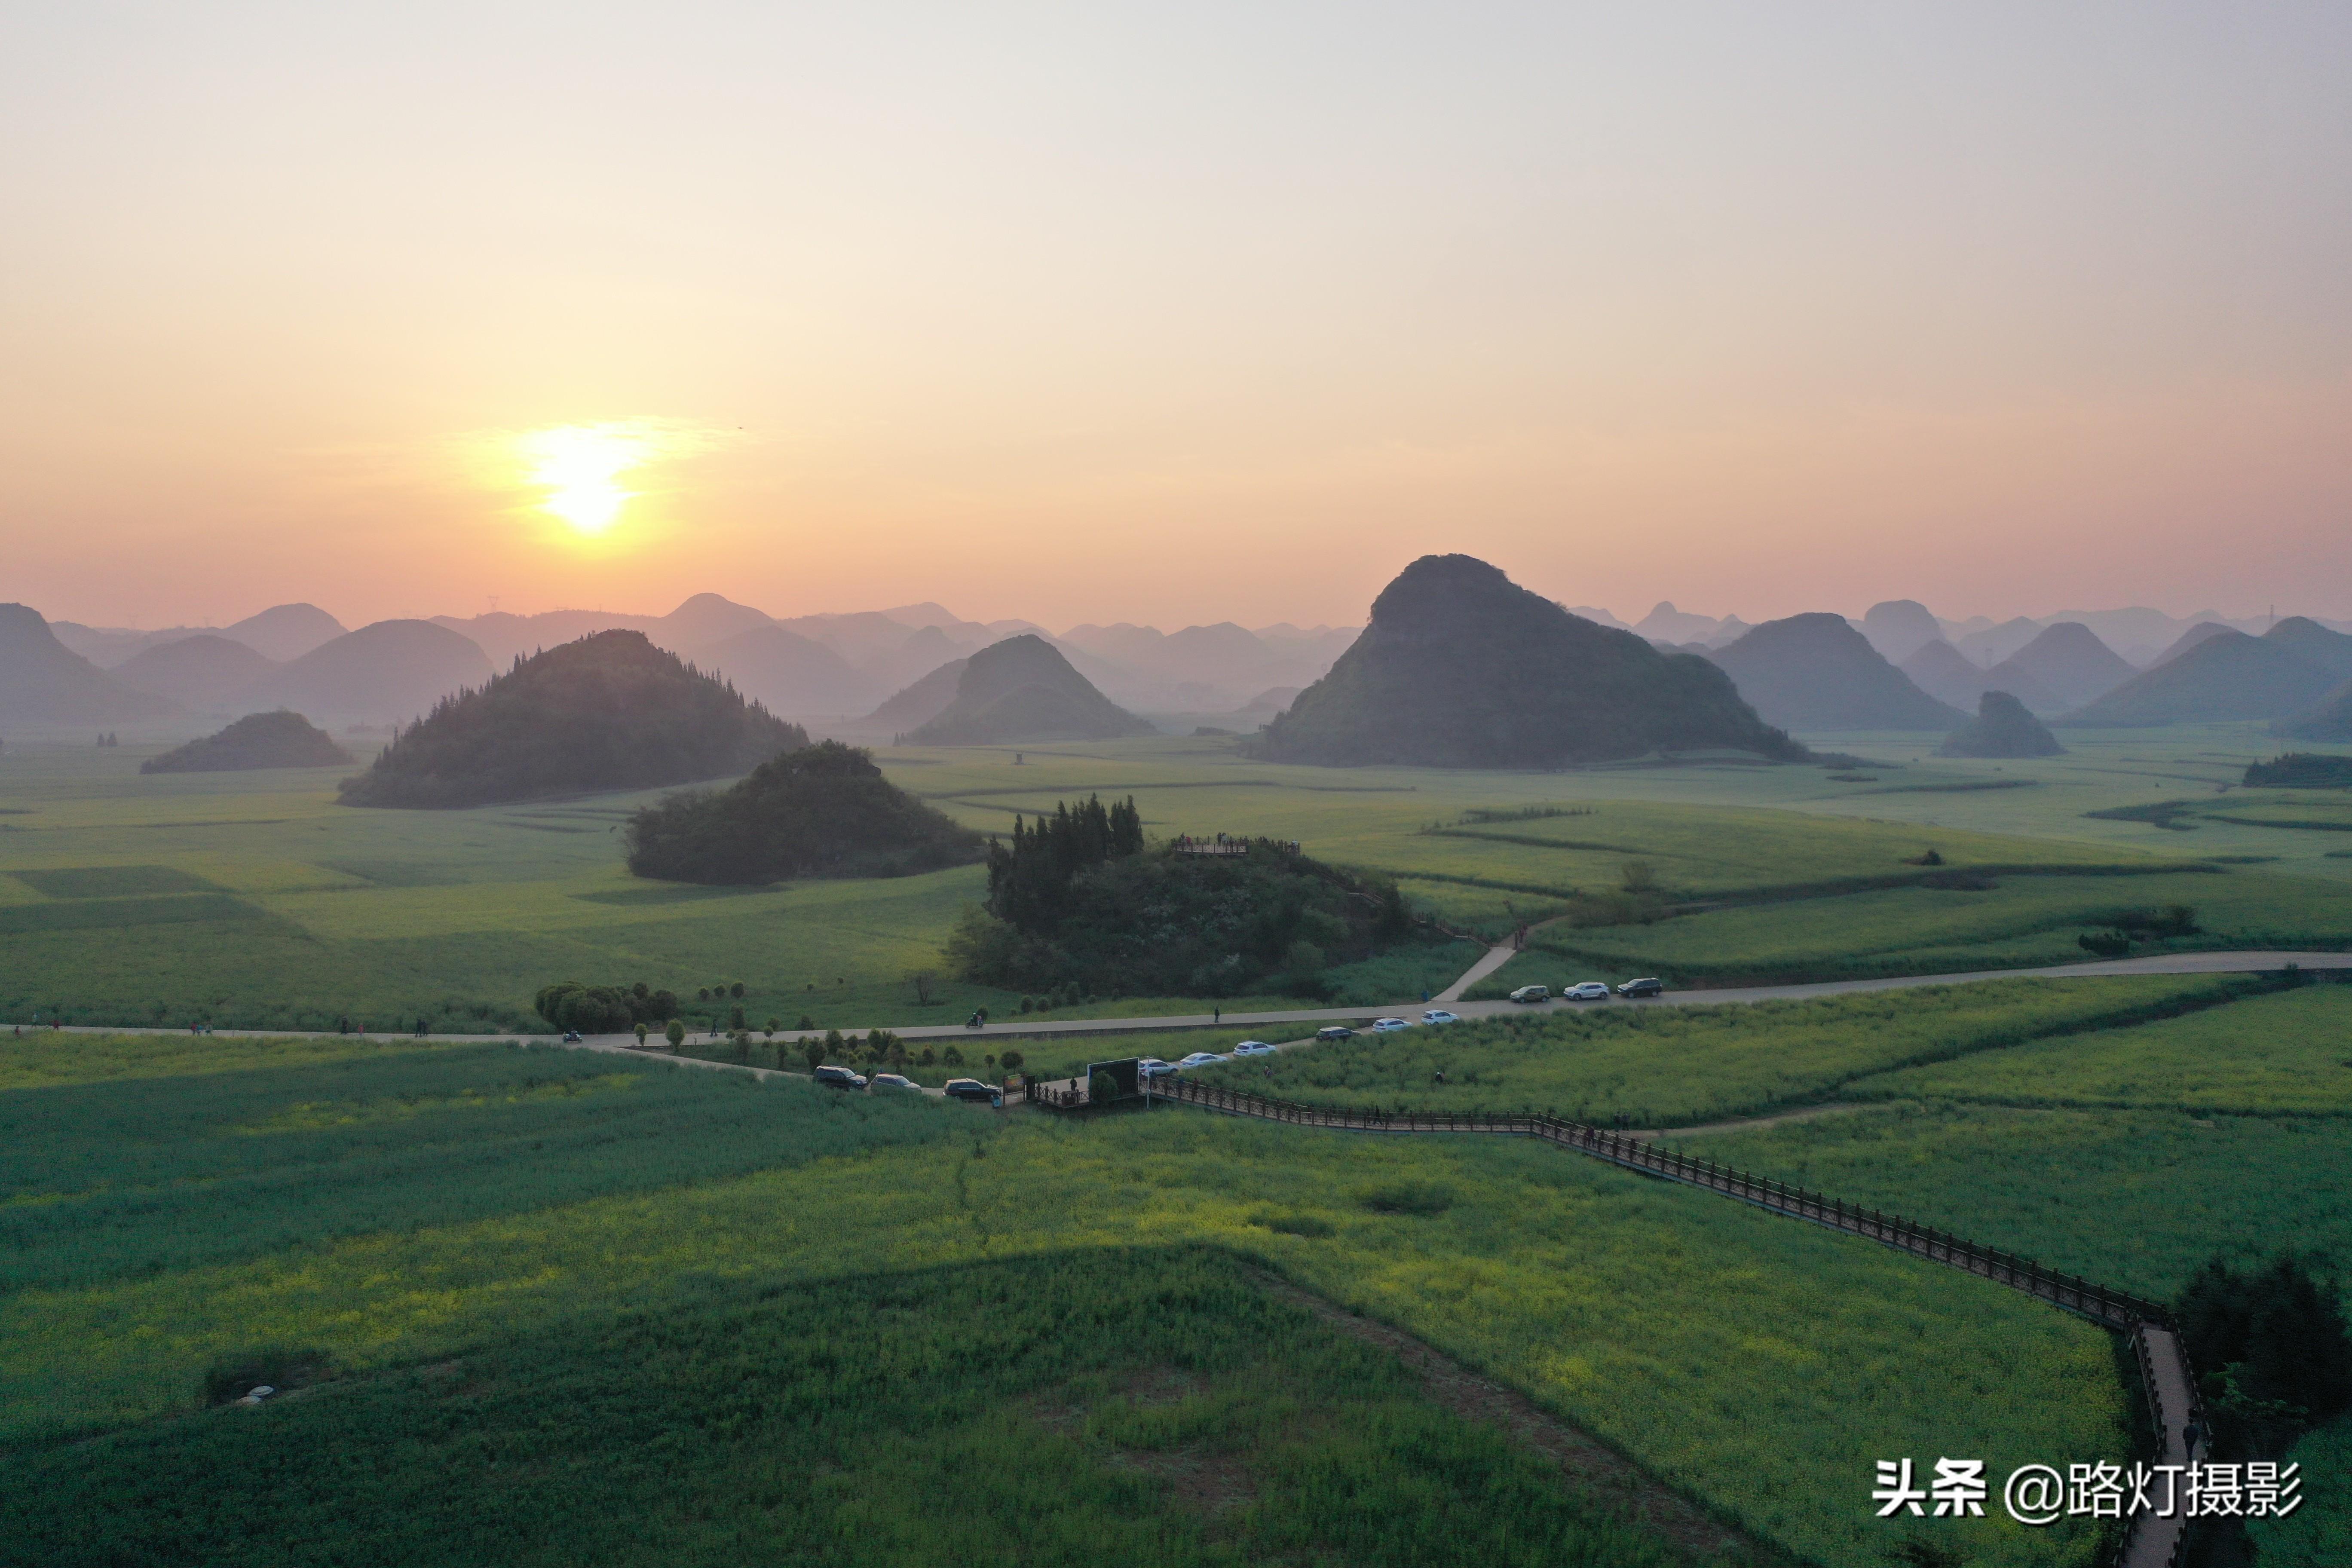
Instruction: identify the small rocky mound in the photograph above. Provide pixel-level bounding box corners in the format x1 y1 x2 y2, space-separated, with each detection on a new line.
1256 555 1801 767
340 630 805 808
624 741 983 883
907 635 1153 744
141 710 353 773
1937 691 2065 758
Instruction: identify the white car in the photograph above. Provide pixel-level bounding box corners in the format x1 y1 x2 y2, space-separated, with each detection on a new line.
1176 1051 1228 1069
1231 1040 1277 1057
868 1072 919 1091
1419 1009 1459 1026
1369 1017 1410 1032
1564 981 1612 1001
1137 1057 1179 1078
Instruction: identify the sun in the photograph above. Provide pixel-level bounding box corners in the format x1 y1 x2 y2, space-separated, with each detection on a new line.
515 423 656 535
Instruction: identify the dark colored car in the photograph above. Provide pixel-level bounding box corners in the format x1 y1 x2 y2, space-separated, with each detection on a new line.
1616 978 1666 998
943 1078 1001 1105
1315 1026 1355 1041
813 1065 868 1090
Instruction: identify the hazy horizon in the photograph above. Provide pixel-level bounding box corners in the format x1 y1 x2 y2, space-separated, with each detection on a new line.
7 4 2349 629
28 585 2331 642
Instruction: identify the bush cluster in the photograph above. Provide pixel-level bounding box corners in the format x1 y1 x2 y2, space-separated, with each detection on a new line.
533 980 680 1035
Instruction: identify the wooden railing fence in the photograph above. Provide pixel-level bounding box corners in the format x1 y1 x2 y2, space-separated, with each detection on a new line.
1144 1075 2173 1330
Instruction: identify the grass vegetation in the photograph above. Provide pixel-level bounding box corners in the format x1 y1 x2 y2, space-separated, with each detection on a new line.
0 1032 2122 1568
0 1247 1713 1568
1473 866 2350 990
1848 982 2352 1114
0 1033 962 1296
1194 976 2250 1124
7 728 2345 1032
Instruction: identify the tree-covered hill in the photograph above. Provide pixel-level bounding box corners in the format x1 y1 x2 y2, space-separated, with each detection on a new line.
624 740 983 883
338 631 807 808
946 794 1419 997
1253 555 1801 767
141 710 353 773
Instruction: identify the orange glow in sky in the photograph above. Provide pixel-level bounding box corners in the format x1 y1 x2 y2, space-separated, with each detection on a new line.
3 6 2349 630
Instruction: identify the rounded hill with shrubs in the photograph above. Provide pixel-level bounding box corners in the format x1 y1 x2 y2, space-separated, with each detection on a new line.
337 630 807 808
623 741 984 884
142 710 353 773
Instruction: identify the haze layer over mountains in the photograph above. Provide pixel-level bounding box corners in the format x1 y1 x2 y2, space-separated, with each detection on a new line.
10 577 2350 748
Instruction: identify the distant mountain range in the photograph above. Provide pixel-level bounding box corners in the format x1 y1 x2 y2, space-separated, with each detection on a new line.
21 585 2352 743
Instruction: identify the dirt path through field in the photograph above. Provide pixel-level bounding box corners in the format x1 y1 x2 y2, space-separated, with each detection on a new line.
1237 1264 1786 1565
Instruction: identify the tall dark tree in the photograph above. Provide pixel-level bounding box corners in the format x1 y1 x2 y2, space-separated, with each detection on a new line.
2177 1252 2352 1453
984 794 1142 929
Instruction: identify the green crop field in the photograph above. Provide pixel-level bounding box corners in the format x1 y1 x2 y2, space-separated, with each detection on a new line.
1848 982 2352 1114
1192 975 2251 1124
0 1246 1722 1568
5 726 2346 1033
0 1029 2121 1567
8 725 2348 1564
1473 867 2352 991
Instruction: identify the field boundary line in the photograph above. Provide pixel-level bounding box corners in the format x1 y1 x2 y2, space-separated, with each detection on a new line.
1134 1075 2203 1568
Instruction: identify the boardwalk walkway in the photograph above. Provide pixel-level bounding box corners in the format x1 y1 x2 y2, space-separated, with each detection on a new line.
1138 1076 2206 1568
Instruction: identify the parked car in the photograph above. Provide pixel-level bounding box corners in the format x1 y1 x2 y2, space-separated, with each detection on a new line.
1315 1026 1355 1041
1369 1017 1409 1032
1231 1040 1277 1057
812 1065 867 1090
1617 977 1666 997
1419 1009 1459 1025
1137 1057 1180 1078
1564 982 1611 1001
868 1072 919 1091
942 1078 1000 1103
1508 985 1552 1004
1176 1052 1228 1069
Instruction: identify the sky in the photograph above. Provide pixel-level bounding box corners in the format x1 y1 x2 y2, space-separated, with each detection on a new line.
4 2 2349 632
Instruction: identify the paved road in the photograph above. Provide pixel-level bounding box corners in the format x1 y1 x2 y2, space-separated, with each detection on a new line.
12 950 2345 1056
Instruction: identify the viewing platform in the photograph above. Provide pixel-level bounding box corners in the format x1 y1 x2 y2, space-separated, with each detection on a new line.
1172 833 1300 856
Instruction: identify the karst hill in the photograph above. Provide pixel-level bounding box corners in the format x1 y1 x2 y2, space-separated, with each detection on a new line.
906 635 1155 744
141 710 354 774
1706 613 1967 731
239 619 495 724
2060 629 2342 727
0 603 180 724
1254 555 1802 767
337 630 808 808
1937 691 2065 758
